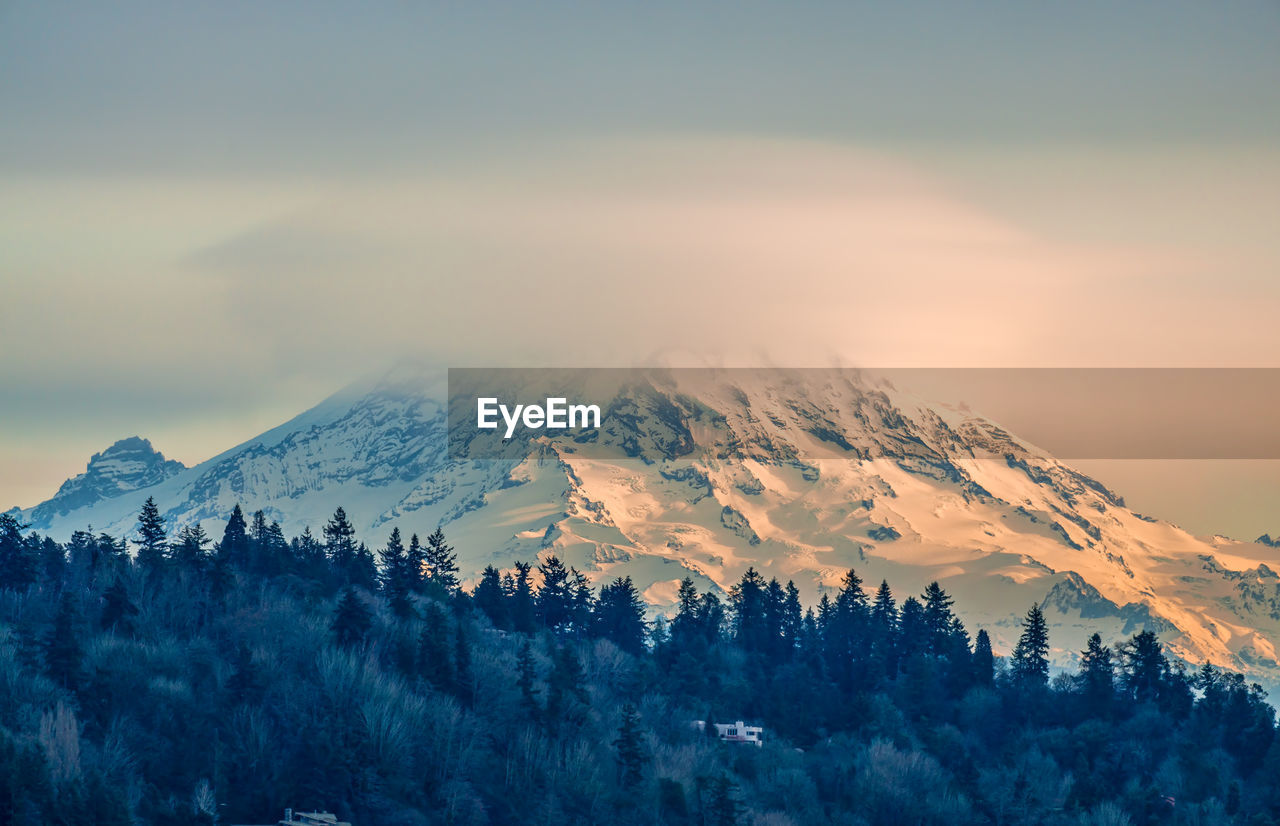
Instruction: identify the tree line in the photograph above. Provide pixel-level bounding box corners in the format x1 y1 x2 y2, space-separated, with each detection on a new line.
1 500 1278 825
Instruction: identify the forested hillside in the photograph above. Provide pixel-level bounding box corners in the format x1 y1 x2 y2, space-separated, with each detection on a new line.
1 501 1277 826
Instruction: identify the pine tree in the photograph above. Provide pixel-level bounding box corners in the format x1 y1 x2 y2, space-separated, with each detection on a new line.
798 607 821 665
264 521 290 576
454 619 473 705
172 524 211 570
207 548 234 603
945 614 974 690
537 556 572 631
705 774 740 826
293 527 327 582
44 591 83 689
100 577 138 634
406 533 426 592
247 511 289 576
323 507 358 584
417 602 454 690
0 513 37 591
218 505 250 568
835 569 868 618
698 591 726 644
594 576 647 655
378 528 413 618
896 596 927 662
729 567 769 654
331 586 372 648
38 535 66 584
208 511 245 601
781 580 804 655
516 638 541 718
1079 632 1114 702
569 568 594 636
658 778 689 822
473 565 508 629
248 509 271 574
351 542 378 591
1011 604 1050 688
870 580 899 677
972 629 995 686
612 703 647 789
1196 661 1220 695
135 497 168 579
511 561 536 633
96 531 128 569
816 592 834 635
670 578 702 650
763 577 787 663
922 581 961 657
545 643 589 730
1120 630 1165 704
825 568 870 691
66 529 95 576
423 527 459 596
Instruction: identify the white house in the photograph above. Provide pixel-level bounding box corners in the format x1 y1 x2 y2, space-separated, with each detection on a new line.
233 810 351 826
692 720 765 747
279 812 350 826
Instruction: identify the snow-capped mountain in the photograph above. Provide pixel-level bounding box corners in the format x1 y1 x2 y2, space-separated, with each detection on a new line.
26 436 186 525
15 368 1280 689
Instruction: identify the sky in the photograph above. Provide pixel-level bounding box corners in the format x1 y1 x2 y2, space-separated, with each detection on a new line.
2 1 1279 535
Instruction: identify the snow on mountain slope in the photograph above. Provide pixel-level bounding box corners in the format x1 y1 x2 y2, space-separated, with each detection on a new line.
16 367 1280 688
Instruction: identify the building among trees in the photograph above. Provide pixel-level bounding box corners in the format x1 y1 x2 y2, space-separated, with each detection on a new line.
693 719 766 747
232 810 352 826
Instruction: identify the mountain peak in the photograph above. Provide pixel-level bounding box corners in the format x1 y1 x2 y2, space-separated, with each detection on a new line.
96 435 158 456
30 437 186 523
17 372 1280 690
